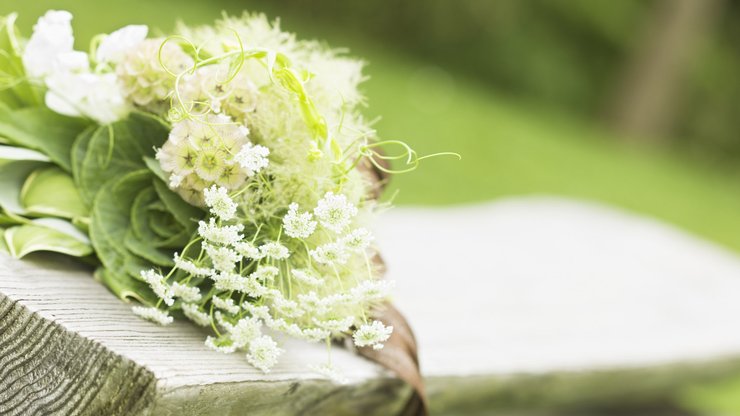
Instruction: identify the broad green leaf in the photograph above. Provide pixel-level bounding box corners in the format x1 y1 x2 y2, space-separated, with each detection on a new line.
20 166 88 219
94 267 156 305
0 14 42 108
0 144 51 162
0 106 89 171
0 159 47 213
90 170 150 272
152 178 202 230
4 219 92 258
77 112 168 205
124 229 174 267
143 156 168 183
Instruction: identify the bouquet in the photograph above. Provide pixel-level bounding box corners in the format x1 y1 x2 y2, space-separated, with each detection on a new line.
0 9 450 385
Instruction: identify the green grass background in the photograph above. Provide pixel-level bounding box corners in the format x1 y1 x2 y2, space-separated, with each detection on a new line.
3 1 740 413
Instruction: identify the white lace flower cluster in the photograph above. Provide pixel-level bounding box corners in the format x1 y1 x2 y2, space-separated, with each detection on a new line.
132 187 394 372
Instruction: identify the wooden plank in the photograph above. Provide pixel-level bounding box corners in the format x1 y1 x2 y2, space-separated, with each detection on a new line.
0 255 411 416
377 197 740 413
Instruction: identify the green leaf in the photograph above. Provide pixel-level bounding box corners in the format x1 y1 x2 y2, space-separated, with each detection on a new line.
89 169 151 272
0 144 51 163
20 166 88 219
0 14 43 108
77 112 168 205
152 178 203 231
143 156 168 183
0 160 47 214
4 219 92 258
94 267 157 305
0 106 90 171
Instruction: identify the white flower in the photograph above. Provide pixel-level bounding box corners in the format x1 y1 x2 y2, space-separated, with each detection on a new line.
314 317 354 333
181 303 211 326
95 25 148 64
242 303 270 320
301 327 331 342
234 143 270 175
341 228 374 253
228 317 262 348
22 10 75 79
204 243 242 273
309 363 348 384
246 335 283 373
350 280 394 303
352 321 393 350
205 335 237 354
283 203 316 239
198 218 244 245
232 241 264 260
291 269 322 286
171 282 202 302
313 192 358 233
259 241 290 260
174 253 213 277
310 241 349 266
203 185 237 221
45 71 130 124
168 173 184 188
272 296 304 318
140 269 174 306
251 265 279 281
132 306 173 325
211 295 240 314
298 292 329 315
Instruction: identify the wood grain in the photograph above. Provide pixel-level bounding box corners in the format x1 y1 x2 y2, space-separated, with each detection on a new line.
0 254 411 415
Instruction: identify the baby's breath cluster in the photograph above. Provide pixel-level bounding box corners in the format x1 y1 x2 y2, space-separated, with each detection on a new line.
134 187 394 373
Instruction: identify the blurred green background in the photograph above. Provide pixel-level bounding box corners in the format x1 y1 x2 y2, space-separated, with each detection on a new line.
3 1 740 414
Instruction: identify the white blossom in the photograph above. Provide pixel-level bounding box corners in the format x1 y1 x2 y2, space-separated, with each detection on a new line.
232 241 264 260
228 317 262 348
301 327 331 342
246 336 283 372
205 335 237 353
181 303 211 326
350 280 394 303
341 228 374 253
95 25 148 64
259 241 290 260
204 243 242 273
251 265 279 282
132 306 173 325
283 203 316 239
140 269 174 306
168 173 184 188
309 363 348 384
204 185 237 221
174 253 213 277
22 10 75 79
171 282 202 302
211 295 240 314
242 303 270 320
313 192 358 233
291 268 322 286
234 143 270 175
352 321 393 350
310 241 349 266
313 317 354 333
297 292 329 315
272 296 304 318
198 218 244 245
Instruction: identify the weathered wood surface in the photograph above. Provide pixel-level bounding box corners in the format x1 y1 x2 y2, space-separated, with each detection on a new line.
377 197 740 414
4 196 740 415
0 255 411 416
